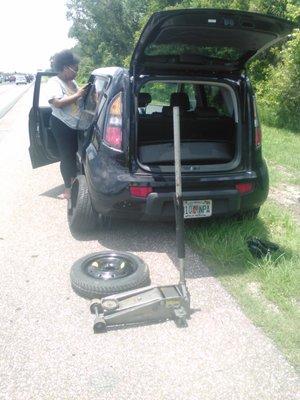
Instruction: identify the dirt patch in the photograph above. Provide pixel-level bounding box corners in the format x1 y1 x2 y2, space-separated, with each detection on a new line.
269 183 300 223
270 162 294 178
247 282 280 314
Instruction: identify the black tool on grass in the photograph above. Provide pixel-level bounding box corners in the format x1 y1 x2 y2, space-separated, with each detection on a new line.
247 237 279 258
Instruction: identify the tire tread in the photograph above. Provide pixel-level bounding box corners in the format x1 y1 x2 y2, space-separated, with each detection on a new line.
68 175 97 233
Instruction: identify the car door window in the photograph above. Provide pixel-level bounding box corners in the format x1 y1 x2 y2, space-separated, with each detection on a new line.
39 75 53 107
85 77 107 112
78 76 108 130
204 85 232 117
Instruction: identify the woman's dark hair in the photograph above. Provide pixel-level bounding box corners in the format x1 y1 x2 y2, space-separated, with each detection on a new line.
51 49 79 72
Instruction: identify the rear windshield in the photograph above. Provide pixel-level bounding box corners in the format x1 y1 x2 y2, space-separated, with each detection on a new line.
145 44 242 62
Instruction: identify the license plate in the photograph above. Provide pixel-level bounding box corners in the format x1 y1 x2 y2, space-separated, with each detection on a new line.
183 200 212 219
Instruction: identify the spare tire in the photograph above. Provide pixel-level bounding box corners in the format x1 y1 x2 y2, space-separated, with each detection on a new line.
70 251 151 299
68 175 98 234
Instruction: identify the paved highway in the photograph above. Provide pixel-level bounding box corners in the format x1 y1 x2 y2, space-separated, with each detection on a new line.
0 82 31 120
0 89 299 399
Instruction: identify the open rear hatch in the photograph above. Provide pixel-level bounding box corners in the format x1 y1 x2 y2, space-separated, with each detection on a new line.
130 8 295 75
133 9 295 172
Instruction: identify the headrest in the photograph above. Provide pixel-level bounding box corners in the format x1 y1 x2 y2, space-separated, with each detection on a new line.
170 92 190 110
138 92 152 107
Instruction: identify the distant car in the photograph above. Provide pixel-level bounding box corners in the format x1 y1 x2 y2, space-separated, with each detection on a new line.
25 74 34 83
15 75 27 85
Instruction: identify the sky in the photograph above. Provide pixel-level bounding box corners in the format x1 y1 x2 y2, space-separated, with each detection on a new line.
0 0 77 73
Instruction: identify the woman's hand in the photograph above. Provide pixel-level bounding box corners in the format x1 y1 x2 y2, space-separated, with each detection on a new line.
49 86 88 109
76 84 90 99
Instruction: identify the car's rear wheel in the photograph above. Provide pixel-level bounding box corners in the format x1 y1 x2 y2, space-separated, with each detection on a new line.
68 175 98 234
70 251 151 299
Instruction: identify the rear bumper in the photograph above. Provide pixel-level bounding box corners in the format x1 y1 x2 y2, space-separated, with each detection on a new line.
91 183 268 221
145 190 239 219
88 161 269 221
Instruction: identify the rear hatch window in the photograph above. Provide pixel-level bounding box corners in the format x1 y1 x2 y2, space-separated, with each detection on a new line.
136 80 239 172
130 9 295 75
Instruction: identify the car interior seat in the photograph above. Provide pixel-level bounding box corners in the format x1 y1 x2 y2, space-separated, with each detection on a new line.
138 92 152 107
162 92 192 117
195 106 219 117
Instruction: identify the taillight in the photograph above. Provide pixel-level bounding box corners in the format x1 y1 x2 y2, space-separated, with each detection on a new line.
253 96 262 148
103 93 123 150
255 126 262 147
130 186 153 198
235 182 254 194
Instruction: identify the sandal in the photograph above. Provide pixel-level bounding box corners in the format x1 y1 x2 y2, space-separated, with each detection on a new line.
57 188 71 200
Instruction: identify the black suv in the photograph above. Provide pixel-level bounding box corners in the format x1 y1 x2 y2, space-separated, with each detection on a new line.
29 9 294 233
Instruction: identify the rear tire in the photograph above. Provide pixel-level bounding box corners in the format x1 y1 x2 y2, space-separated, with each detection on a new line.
67 175 98 234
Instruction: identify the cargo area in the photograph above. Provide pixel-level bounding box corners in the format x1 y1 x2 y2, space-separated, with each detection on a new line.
136 81 238 167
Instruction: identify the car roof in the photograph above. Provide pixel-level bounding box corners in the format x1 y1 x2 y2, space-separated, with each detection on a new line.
91 67 127 78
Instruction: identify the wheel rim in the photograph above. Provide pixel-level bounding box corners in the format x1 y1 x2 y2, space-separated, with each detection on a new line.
84 254 137 280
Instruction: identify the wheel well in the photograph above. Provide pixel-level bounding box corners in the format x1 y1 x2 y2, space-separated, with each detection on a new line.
69 180 79 216
76 153 85 175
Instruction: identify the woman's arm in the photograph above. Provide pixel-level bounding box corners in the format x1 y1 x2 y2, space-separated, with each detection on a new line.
49 86 87 109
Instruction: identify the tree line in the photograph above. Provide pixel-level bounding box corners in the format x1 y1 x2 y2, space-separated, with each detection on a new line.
66 0 300 130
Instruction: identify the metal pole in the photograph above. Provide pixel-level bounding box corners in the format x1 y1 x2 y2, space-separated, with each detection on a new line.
173 106 186 285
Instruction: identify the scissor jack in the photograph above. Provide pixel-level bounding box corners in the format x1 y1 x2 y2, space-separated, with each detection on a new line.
90 107 191 333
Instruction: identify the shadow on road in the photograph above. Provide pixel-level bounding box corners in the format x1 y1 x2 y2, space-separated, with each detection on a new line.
39 185 288 282
40 184 65 199
70 217 209 280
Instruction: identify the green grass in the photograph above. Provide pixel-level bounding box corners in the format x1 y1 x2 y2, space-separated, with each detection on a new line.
262 124 300 186
186 123 300 368
187 204 300 367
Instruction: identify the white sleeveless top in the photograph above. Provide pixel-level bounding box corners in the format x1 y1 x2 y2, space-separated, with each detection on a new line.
47 76 83 129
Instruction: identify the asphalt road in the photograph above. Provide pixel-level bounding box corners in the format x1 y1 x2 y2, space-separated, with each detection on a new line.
0 89 299 400
0 83 31 120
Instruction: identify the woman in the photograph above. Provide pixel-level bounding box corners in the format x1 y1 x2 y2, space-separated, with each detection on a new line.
47 49 88 199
